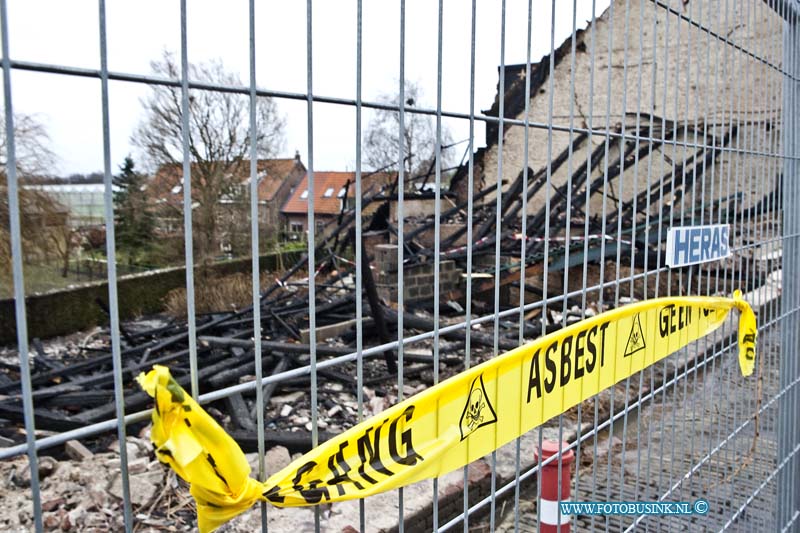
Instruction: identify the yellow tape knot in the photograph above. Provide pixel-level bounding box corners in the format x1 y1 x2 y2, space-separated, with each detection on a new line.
137 366 266 533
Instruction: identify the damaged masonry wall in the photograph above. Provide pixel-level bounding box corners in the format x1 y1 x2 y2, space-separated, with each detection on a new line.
452 0 783 224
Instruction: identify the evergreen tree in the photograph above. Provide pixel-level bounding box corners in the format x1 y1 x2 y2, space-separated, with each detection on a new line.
113 156 155 263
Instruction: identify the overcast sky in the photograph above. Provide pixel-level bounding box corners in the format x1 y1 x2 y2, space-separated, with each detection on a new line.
4 0 608 176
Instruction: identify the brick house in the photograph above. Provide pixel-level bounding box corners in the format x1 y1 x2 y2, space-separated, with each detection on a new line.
146 154 306 253
281 171 355 239
280 170 396 239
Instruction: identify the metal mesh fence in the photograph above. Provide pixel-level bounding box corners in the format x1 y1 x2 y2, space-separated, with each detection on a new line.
1 0 799 531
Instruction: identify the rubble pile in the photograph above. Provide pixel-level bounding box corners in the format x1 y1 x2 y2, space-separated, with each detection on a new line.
0 436 179 532
0 116 779 449
3 428 455 533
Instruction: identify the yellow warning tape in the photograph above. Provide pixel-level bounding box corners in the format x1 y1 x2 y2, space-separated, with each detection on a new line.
137 292 757 532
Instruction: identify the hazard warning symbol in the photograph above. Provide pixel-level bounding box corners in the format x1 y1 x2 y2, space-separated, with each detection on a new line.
624 313 646 357
458 374 498 441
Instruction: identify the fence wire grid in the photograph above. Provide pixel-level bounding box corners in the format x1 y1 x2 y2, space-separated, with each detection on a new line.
1 0 800 532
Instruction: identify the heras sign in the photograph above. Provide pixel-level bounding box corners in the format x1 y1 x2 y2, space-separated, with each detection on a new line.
665 224 730 268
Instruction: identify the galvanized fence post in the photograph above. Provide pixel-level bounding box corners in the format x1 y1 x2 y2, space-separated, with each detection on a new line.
780 2 800 529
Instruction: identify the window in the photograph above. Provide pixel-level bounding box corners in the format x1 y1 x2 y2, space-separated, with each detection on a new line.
337 188 346 198
300 189 309 199
290 222 304 233
323 187 334 198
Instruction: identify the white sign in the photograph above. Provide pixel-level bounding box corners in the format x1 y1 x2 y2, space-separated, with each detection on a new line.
666 224 731 267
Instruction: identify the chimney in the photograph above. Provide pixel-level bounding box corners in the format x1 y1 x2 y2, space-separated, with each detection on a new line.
294 150 301 162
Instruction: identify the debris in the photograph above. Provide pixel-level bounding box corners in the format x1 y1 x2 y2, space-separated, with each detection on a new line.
270 391 305 405
265 446 291 472
127 457 150 474
64 440 93 462
108 469 163 507
11 455 58 487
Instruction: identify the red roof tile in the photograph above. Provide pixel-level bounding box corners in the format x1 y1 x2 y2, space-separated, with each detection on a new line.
281 170 398 216
281 172 354 216
256 159 301 202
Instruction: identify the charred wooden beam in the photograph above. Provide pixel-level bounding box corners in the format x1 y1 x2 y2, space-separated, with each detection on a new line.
199 336 353 357
226 393 256 432
361 239 397 374
74 347 262 423
383 308 518 351
0 403 84 432
249 355 292 419
230 429 337 454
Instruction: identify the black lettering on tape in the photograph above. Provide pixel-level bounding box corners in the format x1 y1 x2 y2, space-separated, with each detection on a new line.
389 405 423 466
743 330 756 360
263 484 284 504
599 322 610 367
292 461 330 505
659 305 672 338
527 348 542 402
544 341 558 394
574 329 586 379
356 421 393 485
327 440 362 495
206 453 230 491
560 336 572 387
678 305 691 329
544 342 557 394
529 328 597 402
585 325 597 373
660 305 693 339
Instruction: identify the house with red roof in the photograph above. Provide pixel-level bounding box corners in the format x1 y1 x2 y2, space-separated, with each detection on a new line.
280 171 355 239
280 170 396 239
146 153 306 253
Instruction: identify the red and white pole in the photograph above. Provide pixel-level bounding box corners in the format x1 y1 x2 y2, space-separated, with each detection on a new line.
535 440 575 533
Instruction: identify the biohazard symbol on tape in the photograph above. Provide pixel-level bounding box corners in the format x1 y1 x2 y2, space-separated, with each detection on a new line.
458 374 497 441
624 313 646 357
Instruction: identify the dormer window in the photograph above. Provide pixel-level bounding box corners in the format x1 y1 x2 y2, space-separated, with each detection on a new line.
300 189 309 199
323 187 334 198
337 188 346 198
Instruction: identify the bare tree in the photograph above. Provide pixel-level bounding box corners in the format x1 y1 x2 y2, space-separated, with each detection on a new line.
0 113 56 177
133 51 286 262
364 81 453 185
0 113 69 286
48 219 81 278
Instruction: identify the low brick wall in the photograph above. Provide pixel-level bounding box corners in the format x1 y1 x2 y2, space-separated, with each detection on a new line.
0 250 303 344
373 244 462 305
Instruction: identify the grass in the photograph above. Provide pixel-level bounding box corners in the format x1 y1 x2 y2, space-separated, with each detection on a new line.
0 263 91 299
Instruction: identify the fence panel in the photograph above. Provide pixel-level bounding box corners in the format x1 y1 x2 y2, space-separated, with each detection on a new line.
1 0 799 532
